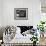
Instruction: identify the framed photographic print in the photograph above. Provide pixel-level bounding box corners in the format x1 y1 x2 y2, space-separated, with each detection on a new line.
14 8 28 20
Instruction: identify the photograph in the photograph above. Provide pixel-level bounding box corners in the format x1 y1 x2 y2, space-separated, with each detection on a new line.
14 8 28 20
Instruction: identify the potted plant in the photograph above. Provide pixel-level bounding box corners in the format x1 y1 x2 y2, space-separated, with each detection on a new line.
31 35 38 46
37 21 45 37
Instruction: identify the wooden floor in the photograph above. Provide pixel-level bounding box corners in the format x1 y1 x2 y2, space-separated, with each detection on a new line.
39 37 46 45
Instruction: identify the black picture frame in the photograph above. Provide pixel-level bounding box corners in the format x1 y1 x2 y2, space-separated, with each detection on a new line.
14 8 28 20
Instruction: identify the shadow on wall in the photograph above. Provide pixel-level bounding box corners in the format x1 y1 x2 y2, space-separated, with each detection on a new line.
0 27 5 40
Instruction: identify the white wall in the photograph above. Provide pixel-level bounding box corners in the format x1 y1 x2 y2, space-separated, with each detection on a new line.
0 0 1 25
1 0 41 27
32 0 41 27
